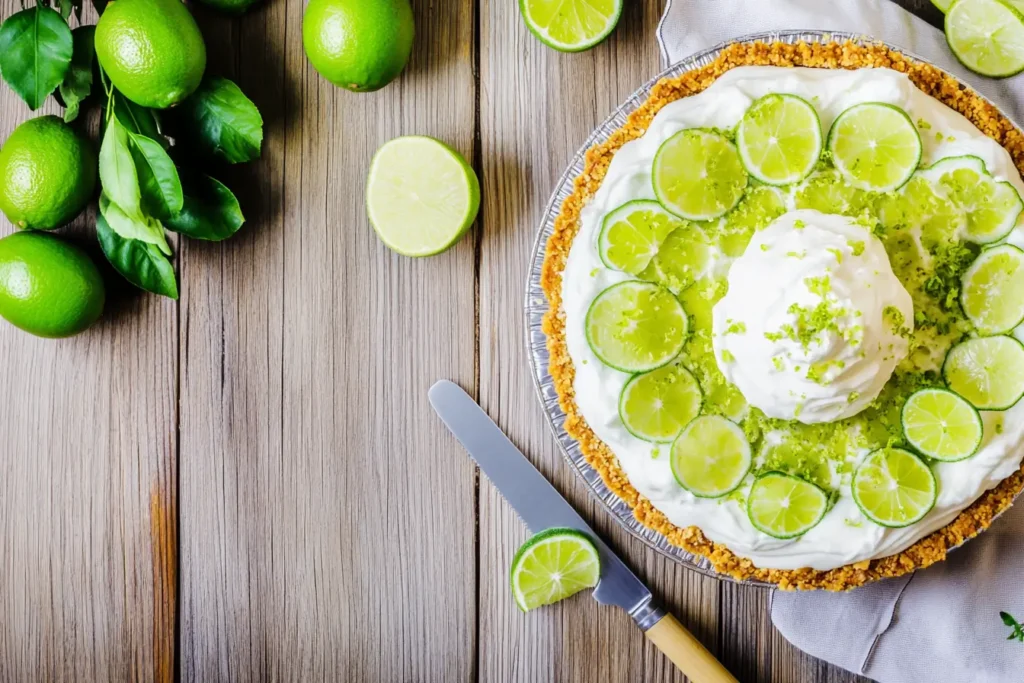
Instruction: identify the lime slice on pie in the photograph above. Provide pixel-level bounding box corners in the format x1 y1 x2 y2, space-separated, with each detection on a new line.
653 129 748 221
670 415 751 498
746 472 829 539
937 166 1023 244
901 388 984 462
585 281 688 373
827 103 922 193
794 169 871 215
736 94 822 185
619 363 703 443
853 448 937 528
945 0 1024 78
519 0 623 52
642 223 714 293
943 335 1024 410
510 528 601 611
599 200 683 275
720 185 787 257
961 244 1024 334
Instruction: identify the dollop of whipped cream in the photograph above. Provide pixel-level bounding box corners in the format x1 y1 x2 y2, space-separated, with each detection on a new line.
712 209 914 424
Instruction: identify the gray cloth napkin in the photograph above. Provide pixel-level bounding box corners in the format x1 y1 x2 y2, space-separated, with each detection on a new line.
657 2 1024 681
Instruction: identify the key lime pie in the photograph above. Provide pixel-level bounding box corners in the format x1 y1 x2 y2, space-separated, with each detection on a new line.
541 41 1024 589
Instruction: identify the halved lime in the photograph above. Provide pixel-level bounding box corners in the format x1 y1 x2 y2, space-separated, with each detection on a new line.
598 200 683 275
519 0 623 52
653 129 748 221
736 94 822 185
943 335 1024 409
938 166 1023 244
961 244 1024 334
619 363 703 443
642 223 714 293
510 528 600 611
901 388 984 461
746 472 829 539
366 136 480 257
670 415 751 498
585 281 687 373
852 448 937 528
946 0 1024 78
828 103 921 192
720 185 787 257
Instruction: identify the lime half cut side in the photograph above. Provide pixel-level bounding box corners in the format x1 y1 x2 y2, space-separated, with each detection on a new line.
510 528 600 612
827 102 922 192
736 94 823 185
585 281 688 373
961 244 1024 334
598 200 683 275
852 448 937 528
946 0 1024 78
366 136 480 257
519 0 623 52
619 362 703 443
746 472 829 539
670 415 752 498
943 335 1024 410
901 388 984 462
653 129 748 221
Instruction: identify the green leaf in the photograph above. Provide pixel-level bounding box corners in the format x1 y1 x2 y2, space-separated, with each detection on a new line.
59 26 94 123
99 117 142 219
96 213 178 300
99 192 171 255
113 91 162 141
129 133 182 220
165 174 245 241
0 6 74 111
177 77 263 164
1002 612 1017 627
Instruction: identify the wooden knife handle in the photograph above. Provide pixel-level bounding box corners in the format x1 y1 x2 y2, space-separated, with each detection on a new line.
645 613 738 683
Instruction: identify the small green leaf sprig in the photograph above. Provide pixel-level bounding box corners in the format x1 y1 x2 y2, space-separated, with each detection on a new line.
1001 612 1024 642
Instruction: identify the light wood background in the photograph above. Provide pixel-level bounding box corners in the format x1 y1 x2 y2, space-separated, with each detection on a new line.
0 0 941 681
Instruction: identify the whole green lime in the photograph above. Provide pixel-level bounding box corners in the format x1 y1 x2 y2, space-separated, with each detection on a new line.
95 0 207 109
196 0 261 13
0 232 105 338
0 116 97 231
302 0 414 92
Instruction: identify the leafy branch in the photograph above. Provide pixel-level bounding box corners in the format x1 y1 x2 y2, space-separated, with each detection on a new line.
1001 612 1024 642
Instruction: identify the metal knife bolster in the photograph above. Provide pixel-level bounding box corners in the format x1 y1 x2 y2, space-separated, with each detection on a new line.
630 599 667 632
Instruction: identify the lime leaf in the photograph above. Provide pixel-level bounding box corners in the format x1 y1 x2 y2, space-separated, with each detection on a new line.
747 472 829 539
96 213 178 300
176 76 263 164
0 6 73 111
98 193 171 255
59 26 94 123
509 528 600 611
113 90 163 141
129 133 182 220
165 174 245 241
99 117 143 219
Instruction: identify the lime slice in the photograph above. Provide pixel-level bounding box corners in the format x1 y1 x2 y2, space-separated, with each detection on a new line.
746 472 829 539
946 0 1024 78
519 0 622 52
920 154 987 180
736 94 822 185
961 244 1024 334
943 335 1024 409
585 281 687 373
366 136 480 257
933 0 954 10
827 103 922 192
794 169 871 215
642 223 714 293
653 129 748 221
902 388 984 462
598 200 683 275
720 185 787 257
937 166 1023 244
852 448 937 528
509 528 600 611
670 415 751 498
619 363 703 443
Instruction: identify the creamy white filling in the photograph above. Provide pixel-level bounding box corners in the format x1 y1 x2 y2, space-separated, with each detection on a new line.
562 66 1024 570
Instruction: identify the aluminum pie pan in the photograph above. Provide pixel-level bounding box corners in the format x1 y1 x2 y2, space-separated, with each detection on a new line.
523 29 1024 585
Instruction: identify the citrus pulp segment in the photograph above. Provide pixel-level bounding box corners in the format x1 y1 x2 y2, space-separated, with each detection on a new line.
598 200 683 275
510 528 600 612
618 363 703 443
746 472 829 539
670 415 751 498
901 388 984 462
653 129 748 221
943 335 1024 410
852 448 937 527
736 94 823 185
585 281 688 373
961 244 1024 334
827 102 922 192
945 0 1024 78
519 0 623 52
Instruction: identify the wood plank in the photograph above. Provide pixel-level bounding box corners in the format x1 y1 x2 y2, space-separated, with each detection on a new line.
178 1 478 680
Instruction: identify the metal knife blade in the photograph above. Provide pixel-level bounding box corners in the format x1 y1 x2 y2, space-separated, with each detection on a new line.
429 379 661 625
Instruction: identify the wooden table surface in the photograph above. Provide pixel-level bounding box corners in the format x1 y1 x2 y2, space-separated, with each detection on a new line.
0 1 942 681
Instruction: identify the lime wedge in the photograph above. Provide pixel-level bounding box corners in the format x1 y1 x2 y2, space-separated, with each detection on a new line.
519 0 622 52
653 129 748 221
366 136 480 257
670 415 751 498
509 528 600 611
901 388 984 462
852 448 937 528
746 472 829 539
720 185 787 257
585 281 687 373
736 94 822 185
619 362 703 443
937 166 1023 244
598 200 683 275
961 244 1024 334
946 0 1024 77
827 103 921 192
943 335 1024 410
641 222 714 293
